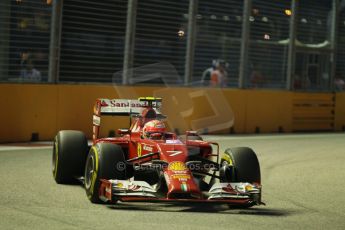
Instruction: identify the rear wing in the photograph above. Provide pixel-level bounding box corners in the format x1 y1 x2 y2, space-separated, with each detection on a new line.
94 97 162 116
92 97 162 141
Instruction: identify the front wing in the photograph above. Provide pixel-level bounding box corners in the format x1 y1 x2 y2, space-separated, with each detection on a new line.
99 179 264 206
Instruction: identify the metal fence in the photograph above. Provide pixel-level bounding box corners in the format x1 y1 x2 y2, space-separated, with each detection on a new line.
0 0 344 91
59 0 127 82
0 0 51 82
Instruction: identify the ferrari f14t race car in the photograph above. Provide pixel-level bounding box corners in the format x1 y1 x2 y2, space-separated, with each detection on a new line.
52 97 264 208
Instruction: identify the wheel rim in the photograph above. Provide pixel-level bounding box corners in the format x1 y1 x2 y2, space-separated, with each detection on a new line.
85 154 95 189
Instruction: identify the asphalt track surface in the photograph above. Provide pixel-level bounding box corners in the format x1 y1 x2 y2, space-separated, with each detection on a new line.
1 134 345 230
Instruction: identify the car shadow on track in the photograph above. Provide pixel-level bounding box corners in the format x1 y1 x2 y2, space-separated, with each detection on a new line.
59 183 293 217
107 203 293 217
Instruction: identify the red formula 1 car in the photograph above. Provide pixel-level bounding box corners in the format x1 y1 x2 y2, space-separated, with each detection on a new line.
52 97 264 207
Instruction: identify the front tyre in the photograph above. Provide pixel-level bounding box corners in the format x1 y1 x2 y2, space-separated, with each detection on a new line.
221 147 261 184
84 143 133 203
221 147 261 208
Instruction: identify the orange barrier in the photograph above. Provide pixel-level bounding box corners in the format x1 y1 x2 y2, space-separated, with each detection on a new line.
0 83 343 143
335 92 345 131
292 93 335 131
0 84 58 142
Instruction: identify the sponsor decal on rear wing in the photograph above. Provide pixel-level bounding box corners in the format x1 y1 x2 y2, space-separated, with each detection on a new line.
98 99 162 115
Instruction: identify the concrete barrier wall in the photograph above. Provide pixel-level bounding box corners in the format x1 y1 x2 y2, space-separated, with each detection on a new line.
1 84 58 142
0 83 344 142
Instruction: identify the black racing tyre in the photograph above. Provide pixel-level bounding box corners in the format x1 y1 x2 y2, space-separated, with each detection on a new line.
84 143 133 203
221 147 261 184
52 130 88 184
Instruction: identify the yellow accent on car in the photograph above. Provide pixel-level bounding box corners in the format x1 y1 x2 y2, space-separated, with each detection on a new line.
137 143 142 157
168 161 187 171
172 174 191 180
245 185 254 191
89 146 99 197
138 97 162 101
115 182 124 188
221 153 233 166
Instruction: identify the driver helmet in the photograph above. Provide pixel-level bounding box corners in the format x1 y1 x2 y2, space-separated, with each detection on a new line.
142 120 166 139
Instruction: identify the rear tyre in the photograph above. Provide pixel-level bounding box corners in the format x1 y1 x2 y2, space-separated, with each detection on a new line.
52 130 88 184
84 143 133 203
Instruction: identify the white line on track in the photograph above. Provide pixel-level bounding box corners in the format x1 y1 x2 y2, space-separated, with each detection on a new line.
0 142 53 151
202 133 344 141
0 146 52 151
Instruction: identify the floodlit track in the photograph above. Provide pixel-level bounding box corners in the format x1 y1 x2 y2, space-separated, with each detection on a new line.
1 134 345 230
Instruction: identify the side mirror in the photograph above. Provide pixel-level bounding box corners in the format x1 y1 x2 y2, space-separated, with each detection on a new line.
117 129 130 136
